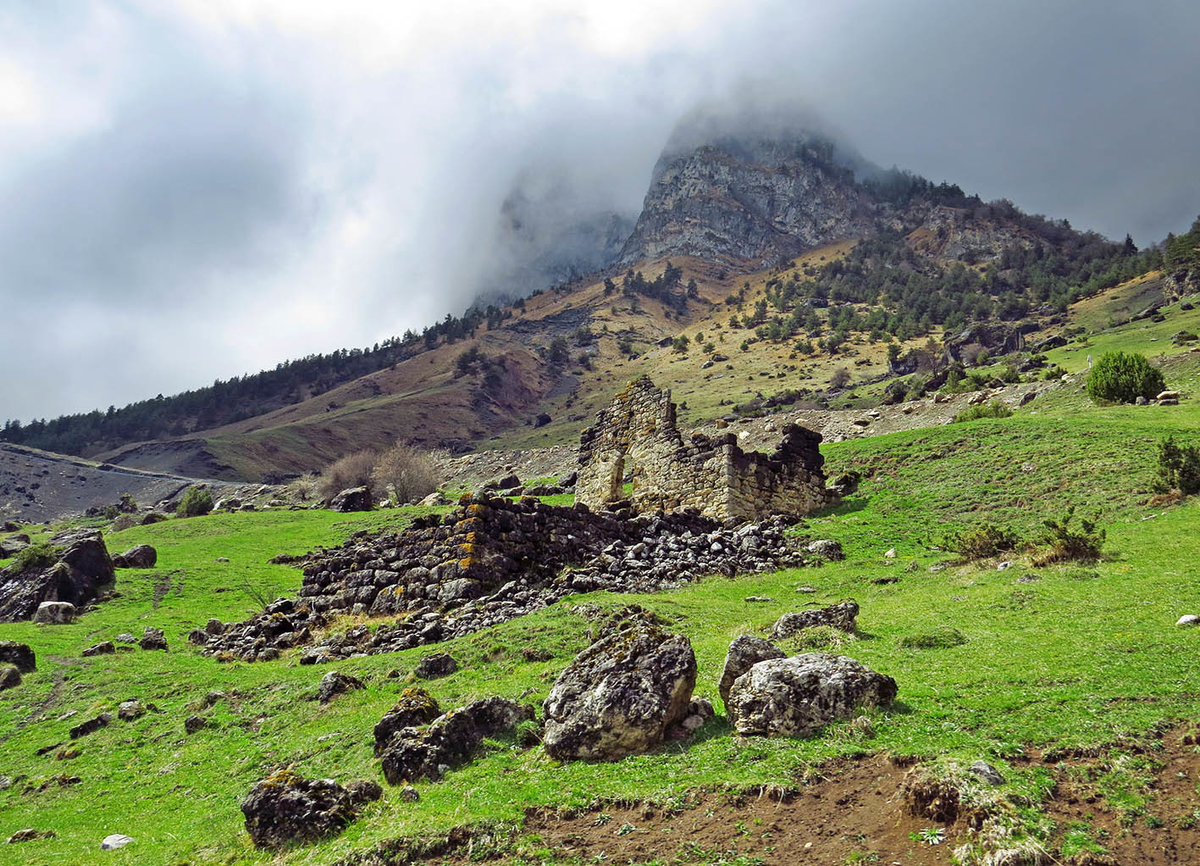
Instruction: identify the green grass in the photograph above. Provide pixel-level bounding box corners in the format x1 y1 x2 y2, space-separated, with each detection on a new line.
3 366 1200 863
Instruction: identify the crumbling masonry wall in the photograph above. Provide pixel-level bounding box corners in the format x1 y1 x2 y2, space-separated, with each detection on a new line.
576 377 835 521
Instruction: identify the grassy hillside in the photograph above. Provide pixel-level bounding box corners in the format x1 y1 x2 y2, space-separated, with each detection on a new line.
1 351 1198 863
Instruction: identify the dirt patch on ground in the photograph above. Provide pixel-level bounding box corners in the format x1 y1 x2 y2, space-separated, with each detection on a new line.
415 728 1200 865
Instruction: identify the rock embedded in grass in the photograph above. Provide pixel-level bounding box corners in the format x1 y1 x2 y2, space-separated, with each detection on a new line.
414 653 458 679
33 601 75 624
69 713 113 739
0 641 35 672
139 627 167 651
0 665 20 691
117 701 145 721
374 688 442 755
770 600 859 640
726 653 897 737
241 769 382 849
718 635 785 706
805 539 844 560
1176 614 1199 628
317 670 365 704
112 545 156 569
82 641 114 657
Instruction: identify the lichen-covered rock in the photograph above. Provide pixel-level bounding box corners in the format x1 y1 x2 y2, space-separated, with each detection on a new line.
374 688 441 755
0 641 35 673
726 653 897 737
240 769 381 849
139 627 167 651
329 487 371 513
771 600 859 640
718 635 785 707
805 539 845 561
82 641 114 657
113 545 157 569
117 701 145 721
317 670 364 704
0 665 20 691
33 601 75 624
461 696 535 737
543 621 696 761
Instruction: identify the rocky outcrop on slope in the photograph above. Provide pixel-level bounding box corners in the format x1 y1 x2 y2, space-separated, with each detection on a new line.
620 137 875 267
201 494 813 663
0 531 115 622
241 770 381 849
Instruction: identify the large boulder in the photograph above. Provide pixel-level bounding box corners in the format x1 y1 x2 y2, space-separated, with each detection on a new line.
726 653 897 737
329 487 371 513
718 635 785 707
241 770 381 849
542 620 696 761
0 641 35 673
0 532 114 622
771 600 859 640
112 545 157 569
33 601 75 624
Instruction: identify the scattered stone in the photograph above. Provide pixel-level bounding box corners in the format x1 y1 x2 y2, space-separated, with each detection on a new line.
883 547 897 559
114 632 136 643
139 627 167 651
330 487 372 513
996 560 1014 571
54 745 80 760
399 784 420 802
374 687 442 755
771 600 859 640
117 700 145 721
184 715 207 735
100 833 134 850
82 641 115 657
214 557 230 563
318 670 365 704
726 653 897 737
718 635 785 707
187 629 210 646
795 585 817 594
69 713 113 739
33 601 75 624
969 760 1005 786
743 596 774 603
543 619 696 761
1176 614 1199 628
0 665 20 691
7 828 55 843
112 545 157 569
806 539 844 560
0 641 35 672
141 512 170 525
414 653 458 680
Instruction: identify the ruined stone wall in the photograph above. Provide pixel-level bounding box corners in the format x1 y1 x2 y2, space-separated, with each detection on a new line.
577 377 834 521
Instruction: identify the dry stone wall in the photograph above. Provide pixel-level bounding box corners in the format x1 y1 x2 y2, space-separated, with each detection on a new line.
577 377 835 521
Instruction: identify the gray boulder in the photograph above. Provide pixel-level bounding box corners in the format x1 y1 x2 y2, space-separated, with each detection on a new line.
317 670 365 704
0 641 35 672
806 539 845 561
726 653 897 737
543 621 696 761
0 665 20 691
771 600 859 640
414 653 458 679
117 700 145 721
139 627 167 651
374 687 441 755
113 545 157 569
241 770 381 849
718 635 785 707
329 487 371 513
34 601 76 624
82 641 115 657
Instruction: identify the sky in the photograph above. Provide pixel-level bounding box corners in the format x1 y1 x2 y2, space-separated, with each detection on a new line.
2 0 1199 423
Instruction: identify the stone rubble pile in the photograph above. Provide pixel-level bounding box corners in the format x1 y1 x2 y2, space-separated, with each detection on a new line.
201 494 817 663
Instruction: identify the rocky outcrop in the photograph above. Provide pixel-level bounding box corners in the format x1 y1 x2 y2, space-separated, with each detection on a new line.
718 635 785 707
202 495 813 663
374 688 442 755
771 600 859 640
240 770 381 849
620 136 874 267
379 697 534 784
726 653 897 737
0 531 115 622
0 641 35 673
543 617 696 761
942 324 1025 365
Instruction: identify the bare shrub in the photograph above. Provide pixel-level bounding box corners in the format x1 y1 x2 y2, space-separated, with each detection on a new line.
317 451 377 503
371 442 439 505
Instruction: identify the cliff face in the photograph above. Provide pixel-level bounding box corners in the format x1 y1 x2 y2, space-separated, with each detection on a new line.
619 138 876 267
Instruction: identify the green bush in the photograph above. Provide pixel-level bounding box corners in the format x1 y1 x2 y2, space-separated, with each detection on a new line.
900 627 968 649
1034 506 1104 565
1153 436 1200 495
176 486 214 518
7 542 57 573
1085 351 1165 404
941 523 1022 560
953 401 1013 423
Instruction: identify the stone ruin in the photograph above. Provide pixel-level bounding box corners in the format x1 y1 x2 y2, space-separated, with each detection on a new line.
576 376 837 521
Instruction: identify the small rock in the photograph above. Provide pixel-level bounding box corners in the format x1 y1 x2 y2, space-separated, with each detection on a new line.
100 834 134 850
117 700 145 721
0 666 20 691
968 760 1005 786
806 539 845 560
743 596 774 604
69 713 113 739
399 784 420 802
139 627 168 651
0 641 36 672
114 633 136 643
8 828 55 843
718 635 785 707
996 560 1014 571
1176 614 1200 628
771 600 859 640
204 618 225 635
113 545 157 568
883 548 896 559
83 641 115 657
184 715 207 734
318 670 365 704
414 653 458 680
795 585 817 594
